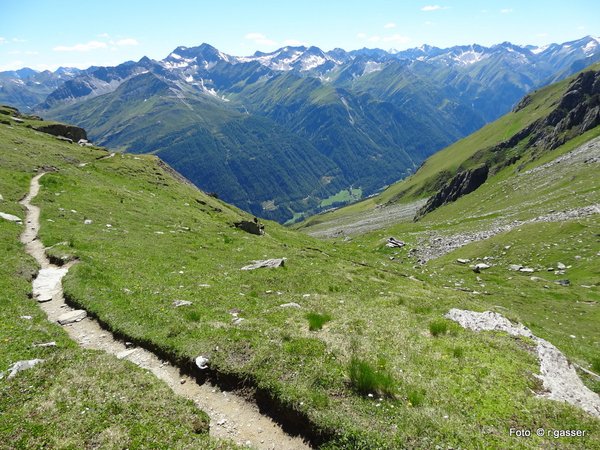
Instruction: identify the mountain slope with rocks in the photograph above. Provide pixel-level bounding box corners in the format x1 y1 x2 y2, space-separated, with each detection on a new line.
6 36 597 222
2 106 598 448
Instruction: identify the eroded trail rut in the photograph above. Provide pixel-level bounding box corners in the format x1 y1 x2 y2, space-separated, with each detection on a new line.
20 173 311 450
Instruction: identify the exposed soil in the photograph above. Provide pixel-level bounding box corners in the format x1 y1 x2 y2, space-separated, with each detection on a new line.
20 173 311 450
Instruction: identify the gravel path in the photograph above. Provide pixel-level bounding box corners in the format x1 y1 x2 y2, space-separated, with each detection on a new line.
20 173 310 450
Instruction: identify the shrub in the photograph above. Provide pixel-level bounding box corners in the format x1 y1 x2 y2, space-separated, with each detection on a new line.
348 356 395 398
429 319 448 336
306 312 332 331
452 346 464 358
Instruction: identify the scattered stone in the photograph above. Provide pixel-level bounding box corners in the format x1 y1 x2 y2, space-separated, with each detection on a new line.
519 267 535 273
530 276 546 282
509 264 523 271
33 341 56 348
57 310 87 325
557 262 566 270
172 300 193 307
456 258 470 264
55 135 73 144
83 219 92 225
180 379 186 384
280 302 301 309
0 212 22 223
0 194 3 201
472 263 490 273
241 258 286 271
217 418 227 426
555 279 571 286
20 315 32 320
5 359 44 379
232 317 245 325
195 355 209 370
33 267 68 302
125 341 134 349
11 117 24 123
386 237 405 248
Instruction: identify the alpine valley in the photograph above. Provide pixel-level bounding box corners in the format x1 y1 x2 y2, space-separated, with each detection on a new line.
2 36 599 222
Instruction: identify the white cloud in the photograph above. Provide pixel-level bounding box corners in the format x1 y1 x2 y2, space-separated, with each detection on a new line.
421 5 443 11
53 40 108 52
356 32 367 39
244 32 277 47
500 8 513 14
97 33 110 38
0 37 6 44
384 22 396 29
12 38 27 43
367 35 381 43
424 21 435 26
577 25 586 31
115 38 139 47
536 32 549 38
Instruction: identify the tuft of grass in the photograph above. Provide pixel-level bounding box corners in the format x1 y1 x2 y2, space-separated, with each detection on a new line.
429 319 448 337
452 346 465 358
348 357 395 398
592 358 600 374
306 312 332 331
406 387 425 407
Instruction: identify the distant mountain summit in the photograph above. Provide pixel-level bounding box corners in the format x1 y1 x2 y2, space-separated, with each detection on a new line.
2 36 599 222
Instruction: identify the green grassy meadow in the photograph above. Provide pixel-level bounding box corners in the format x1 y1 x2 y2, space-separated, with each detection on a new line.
1 107 598 448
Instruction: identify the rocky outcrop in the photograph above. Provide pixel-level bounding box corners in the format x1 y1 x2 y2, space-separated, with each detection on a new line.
33 123 87 142
234 218 265 235
415 165 488 219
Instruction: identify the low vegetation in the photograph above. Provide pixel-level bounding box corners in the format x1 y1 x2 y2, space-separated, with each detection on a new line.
1 93 599 449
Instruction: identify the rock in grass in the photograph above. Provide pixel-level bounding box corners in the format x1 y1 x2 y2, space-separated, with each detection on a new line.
508 264 523 271
0 194 3 201
57 310 87 325
0 212 22 223
240 258 286 271
6 359 44 379
519 267 535 273
195 356 209 370
33 341 56 348
555 279 571 286
280 302 301 308
386 237 405 248
456 258 470 264
172 300 193 307
557 262 566 270
472 263 490 273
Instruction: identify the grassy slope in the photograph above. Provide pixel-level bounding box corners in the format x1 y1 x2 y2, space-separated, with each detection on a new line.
0 120 234 449
297 63 600 231
1 111 598 448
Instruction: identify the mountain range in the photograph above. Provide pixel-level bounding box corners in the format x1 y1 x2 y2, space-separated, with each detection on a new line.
2 35 599 222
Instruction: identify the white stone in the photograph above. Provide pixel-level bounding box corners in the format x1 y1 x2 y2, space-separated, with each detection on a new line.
240 258 286 271
0 212 22 223
57 310 87 325
32 267 68 302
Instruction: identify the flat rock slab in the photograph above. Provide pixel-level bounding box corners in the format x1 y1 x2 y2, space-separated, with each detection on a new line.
57 310 87 325
33 267 68 302
446 308 600 418
241 258 286 271
4 359 45 379
0 212 22 223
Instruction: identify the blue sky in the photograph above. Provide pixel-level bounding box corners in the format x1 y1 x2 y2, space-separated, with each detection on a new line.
1 0 598 71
